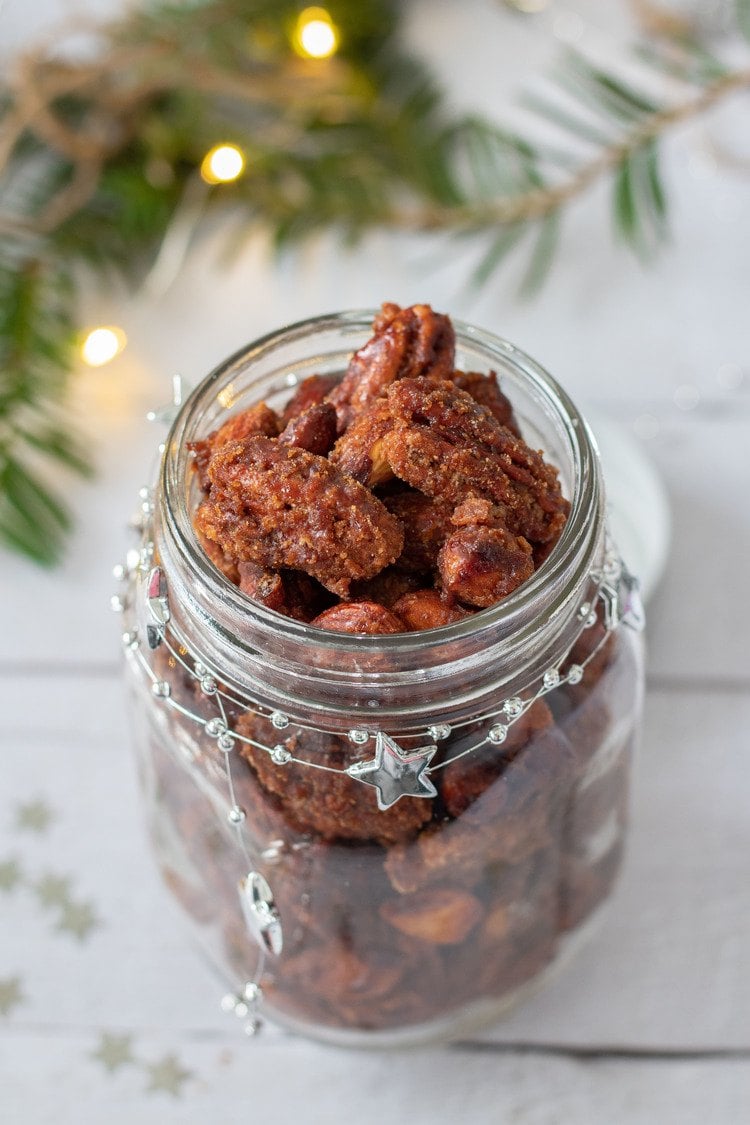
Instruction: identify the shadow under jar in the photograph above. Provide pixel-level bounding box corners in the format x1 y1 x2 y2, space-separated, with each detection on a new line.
120 311 644 1046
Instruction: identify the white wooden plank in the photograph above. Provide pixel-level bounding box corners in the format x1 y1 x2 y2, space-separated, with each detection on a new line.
2 1029 750 1125
1 675 748 1051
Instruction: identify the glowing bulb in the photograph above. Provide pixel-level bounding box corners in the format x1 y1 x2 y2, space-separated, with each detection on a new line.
200 144 246 185
81 326 127 367
294 7 339 59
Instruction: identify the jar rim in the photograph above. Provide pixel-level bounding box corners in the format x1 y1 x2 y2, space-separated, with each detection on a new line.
161 309 602 663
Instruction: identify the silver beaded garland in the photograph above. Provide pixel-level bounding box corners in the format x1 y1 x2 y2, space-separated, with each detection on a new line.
428 723 451 741
488 723 508 744
271 744 292 765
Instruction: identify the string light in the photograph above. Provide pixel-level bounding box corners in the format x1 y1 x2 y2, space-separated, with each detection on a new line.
293 7 339 59
81 326 127 367
200 143 246 185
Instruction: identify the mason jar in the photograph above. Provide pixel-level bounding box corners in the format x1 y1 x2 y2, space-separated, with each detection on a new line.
116 310 644 1046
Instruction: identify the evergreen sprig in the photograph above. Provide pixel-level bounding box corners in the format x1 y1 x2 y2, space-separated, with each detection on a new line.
1 0 749 564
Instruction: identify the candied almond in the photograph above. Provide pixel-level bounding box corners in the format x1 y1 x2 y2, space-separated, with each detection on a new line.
279 401 337 455
329 400 395 486
392 589 471 631
380 887 484 945
437 524 534 608
282 373 341 425
310 601 406 635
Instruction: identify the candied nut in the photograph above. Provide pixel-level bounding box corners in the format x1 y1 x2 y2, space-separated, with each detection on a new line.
310 601 406 635
282 373 341 425
238 561 287 613
451 370 521 436
438 524 534 608
380 887 484 945
383 490 454 574
189 402 280 490
279 402 337 456
392 589 471 631
196 435 404 596
327 303 455 431
194 525 240 583
349 566 421 608
329 400 395 486
450 496 507 528
384 378 569 545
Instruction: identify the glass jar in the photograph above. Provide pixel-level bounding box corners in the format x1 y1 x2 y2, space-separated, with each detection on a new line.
118 311 644 1046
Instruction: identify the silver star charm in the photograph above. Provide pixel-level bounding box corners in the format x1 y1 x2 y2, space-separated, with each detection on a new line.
347 732 437 810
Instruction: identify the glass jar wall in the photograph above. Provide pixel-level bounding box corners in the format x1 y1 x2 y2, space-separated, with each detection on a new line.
119 312 644 1046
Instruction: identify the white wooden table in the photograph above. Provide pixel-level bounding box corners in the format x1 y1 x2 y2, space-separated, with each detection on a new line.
2 2 749 1122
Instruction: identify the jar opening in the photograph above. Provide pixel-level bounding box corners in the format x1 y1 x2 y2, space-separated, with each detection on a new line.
157 310 604 721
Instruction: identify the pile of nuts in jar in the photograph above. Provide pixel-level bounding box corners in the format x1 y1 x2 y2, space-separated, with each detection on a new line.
143 303 638 1033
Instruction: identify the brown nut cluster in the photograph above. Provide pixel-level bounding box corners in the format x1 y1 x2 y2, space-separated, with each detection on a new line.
190 303 569 631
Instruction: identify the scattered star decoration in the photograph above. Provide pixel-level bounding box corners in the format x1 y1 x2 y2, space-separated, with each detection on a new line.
146 1053 193 1097
0 858 22 892
347 732 437 810
0 976 25 1017
34 873 74 909
57 899 100 941
92 1032 135 1073
15 800 55 833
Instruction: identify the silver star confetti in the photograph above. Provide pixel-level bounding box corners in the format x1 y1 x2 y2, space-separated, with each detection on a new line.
15 800 55 834
347 731 437 810
57 900 100 941
0 976 24 1017
145 1053 192 1097
0 858 22 892
92 1032 136 1073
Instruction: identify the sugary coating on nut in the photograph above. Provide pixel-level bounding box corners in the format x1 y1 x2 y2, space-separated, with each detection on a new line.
190 401 280 491
190 303 569 632
451 370 521 436
383 377 568 545
194 435 404 596
327 303 455 432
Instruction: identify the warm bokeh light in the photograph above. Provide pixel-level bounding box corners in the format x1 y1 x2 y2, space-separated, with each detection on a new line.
81 326 127 367
293 7 339 59
200 143 246 184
